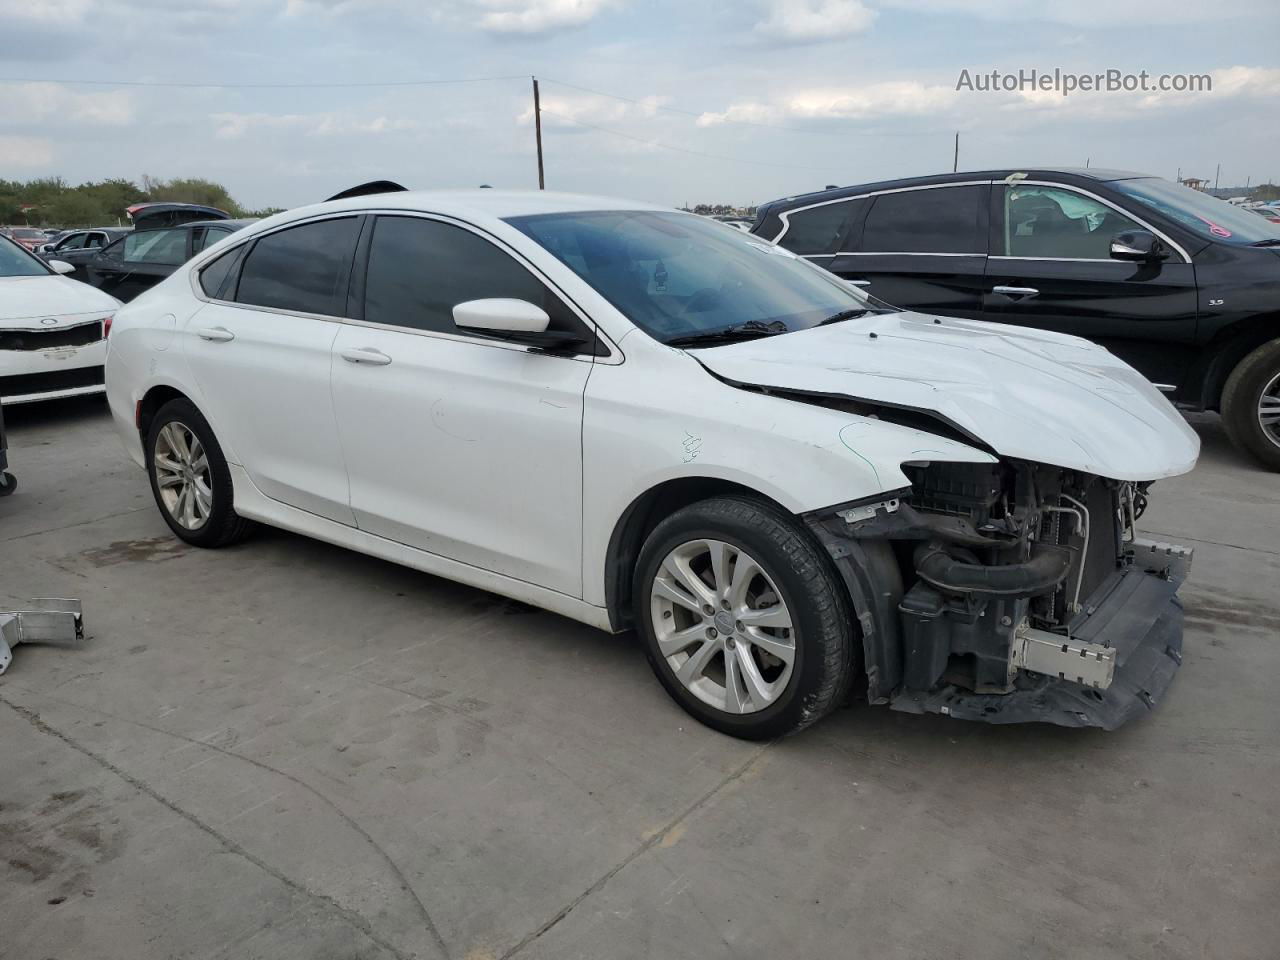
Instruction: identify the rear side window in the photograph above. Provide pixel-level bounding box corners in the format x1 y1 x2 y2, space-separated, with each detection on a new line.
199 246 243 299
860 186 985 254
363 216 590 343
236 217 361 316
778 202 853 255
123 228 188 265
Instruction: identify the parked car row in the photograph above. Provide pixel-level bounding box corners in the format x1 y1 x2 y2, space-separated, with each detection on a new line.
752 168 1280 469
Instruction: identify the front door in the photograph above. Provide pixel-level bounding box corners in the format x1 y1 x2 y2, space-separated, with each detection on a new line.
828 183 990 319
89 228 191 303
983 182 1199 390
331 214 596 597
183 215 363 525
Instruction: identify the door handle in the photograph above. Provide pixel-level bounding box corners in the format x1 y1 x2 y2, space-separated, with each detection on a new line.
845 278 872 287
195 326 235 342
340 347 392 366
992 285 1039 299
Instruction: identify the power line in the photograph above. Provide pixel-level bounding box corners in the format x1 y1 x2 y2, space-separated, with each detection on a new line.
539 76 948 138
0 75 528 89
538 108 836 172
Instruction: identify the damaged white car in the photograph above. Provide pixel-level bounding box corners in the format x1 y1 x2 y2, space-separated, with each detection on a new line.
105 190 1199 739
2 235 118 404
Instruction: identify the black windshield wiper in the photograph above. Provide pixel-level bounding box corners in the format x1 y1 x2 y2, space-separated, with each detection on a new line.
664 320 789 348
815 308 871 327
1250 238 1280 247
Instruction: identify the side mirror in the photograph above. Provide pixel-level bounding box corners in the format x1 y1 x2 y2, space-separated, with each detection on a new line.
1110 230 1167 262
453 298 550 334
452 298 588 351
48 260 76 275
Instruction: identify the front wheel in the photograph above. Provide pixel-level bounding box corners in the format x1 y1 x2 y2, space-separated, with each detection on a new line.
634 496 856 740
146 398 251 548
1221 339 1280 471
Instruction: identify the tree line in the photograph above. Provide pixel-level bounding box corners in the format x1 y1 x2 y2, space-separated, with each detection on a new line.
0 176 283 227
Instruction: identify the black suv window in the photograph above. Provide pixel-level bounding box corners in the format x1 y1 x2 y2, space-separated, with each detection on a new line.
1003 185 1142 259
363 216 592 346
236 217 361 316
861 185 985 254
778 202 853 255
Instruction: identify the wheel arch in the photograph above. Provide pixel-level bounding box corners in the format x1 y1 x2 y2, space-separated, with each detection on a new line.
136 384 191 441
604 477 797 632
1196 312 1280 411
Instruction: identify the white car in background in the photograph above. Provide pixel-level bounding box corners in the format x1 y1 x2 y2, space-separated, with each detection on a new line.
106 189 1198 739
1 235 119 404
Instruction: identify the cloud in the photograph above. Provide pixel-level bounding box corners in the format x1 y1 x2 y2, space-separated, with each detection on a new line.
753 0 875 43
0 0 92 21
879 0 1272 25
0 136 55 167
698 80 957 125
211 110 417 139
475 0 618 33
1 82 134 125
517 91 668 128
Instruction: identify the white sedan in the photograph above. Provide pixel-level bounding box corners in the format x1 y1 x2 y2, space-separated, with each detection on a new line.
1 235 118 404
106 189 1198 738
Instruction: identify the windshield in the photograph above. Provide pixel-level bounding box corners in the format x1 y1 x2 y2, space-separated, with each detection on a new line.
1113 178 1280 245
0 236 49 278
506 210 880 344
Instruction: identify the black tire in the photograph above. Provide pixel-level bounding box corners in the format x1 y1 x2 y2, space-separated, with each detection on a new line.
0 471 15 497
633 495 856 740
145 398 251 548
1221 339 1280 471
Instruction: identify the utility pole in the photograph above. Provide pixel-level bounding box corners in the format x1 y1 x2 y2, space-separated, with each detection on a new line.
1214 162 1220 191
952 131 959 173
532 76 545 190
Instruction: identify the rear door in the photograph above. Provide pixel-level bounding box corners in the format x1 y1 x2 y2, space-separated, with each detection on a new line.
330 213 595 596
983 182 1199 390
89 228 191 302
183 216 362 525
826 183 990 319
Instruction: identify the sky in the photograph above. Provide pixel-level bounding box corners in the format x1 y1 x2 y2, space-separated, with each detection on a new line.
1 0 1277 210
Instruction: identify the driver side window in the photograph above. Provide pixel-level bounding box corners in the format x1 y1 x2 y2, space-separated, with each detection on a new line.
362 216 596 351
1003 186 1141 260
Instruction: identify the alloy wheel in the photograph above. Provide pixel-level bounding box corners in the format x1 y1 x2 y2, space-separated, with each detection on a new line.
1259 371 1280 449
649 538 796 715
154 421 213 530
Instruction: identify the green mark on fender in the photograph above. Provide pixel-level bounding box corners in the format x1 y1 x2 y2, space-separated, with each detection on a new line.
838 423 881 488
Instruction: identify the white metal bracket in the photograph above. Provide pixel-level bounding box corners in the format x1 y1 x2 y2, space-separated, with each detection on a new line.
0 599 84 675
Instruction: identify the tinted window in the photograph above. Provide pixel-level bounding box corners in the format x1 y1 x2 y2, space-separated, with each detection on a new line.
777 201 853 255
1002 186 1141 259
364 216 587 341
236 218 361 316
56 233 87 251
123 228 188 265
85 233 104 248
199 246 243 299
860 186 985 254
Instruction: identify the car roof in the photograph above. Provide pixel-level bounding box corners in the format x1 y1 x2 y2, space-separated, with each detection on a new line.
274 189 669 226
763 168 1154 209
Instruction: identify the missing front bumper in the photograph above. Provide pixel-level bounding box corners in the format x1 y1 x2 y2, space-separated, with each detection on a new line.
889 569 1185 730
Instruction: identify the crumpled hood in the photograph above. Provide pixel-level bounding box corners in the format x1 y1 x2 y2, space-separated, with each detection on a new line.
0 275 120 325
693 311 1200 482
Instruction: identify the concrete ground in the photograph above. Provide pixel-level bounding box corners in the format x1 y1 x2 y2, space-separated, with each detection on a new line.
1 396 1277 960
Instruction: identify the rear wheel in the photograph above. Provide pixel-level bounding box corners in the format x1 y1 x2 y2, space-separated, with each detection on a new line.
634 496 856 740
1221 339 1280 471
146 398 251 547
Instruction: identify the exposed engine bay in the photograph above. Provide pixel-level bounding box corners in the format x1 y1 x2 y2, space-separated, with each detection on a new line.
807 459 1192 729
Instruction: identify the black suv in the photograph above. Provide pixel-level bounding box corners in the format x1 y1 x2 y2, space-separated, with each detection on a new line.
753 169 1280 469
